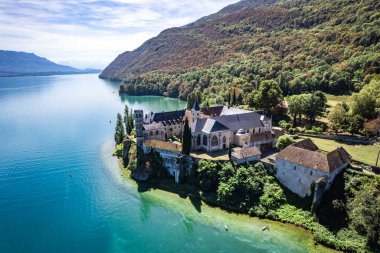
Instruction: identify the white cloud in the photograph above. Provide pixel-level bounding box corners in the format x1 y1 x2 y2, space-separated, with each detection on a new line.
0 0 238 69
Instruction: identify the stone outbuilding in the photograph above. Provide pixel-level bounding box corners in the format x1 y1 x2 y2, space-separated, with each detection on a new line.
275 139 351 200
231 146 262 164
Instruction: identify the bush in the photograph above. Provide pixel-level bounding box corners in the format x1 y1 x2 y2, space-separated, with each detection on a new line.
278 120 292 131
276 135 296 150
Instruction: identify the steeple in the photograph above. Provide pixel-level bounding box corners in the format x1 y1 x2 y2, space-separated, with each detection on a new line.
192 99 200 111
191 99 200 123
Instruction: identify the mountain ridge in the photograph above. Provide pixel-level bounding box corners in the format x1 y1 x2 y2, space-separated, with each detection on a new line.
0 50 100 77
100 0 379 100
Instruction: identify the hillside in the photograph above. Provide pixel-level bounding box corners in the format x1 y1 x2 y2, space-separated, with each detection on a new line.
101 0 380 101
0 50 100 77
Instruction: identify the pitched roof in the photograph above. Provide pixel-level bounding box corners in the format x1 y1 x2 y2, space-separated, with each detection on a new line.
213 112 269 132
201 118 229 133
143 122 163 131
292 138 318 151
250 132 273 142
144 140 182 152
192 100 200 111
232 146 261 159
144 110 185 124
276 140 351 173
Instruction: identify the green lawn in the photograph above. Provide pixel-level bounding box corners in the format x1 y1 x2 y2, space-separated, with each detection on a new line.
300 137 380 166
325 93 352 107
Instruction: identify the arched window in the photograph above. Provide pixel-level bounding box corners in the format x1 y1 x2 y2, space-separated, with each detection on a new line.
156 130 159 135
203 135 208 146
211 136 218 146
197 135 201 145
222 136 226 144
149 131 153 136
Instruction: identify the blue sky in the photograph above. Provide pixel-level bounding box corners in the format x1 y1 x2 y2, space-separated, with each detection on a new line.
0 0 237 69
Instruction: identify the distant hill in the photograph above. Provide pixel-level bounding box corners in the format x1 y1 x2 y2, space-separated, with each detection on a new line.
100 0 379 100
0 50 100 77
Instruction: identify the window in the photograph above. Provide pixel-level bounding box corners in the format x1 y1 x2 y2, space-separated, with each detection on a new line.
223 136 226 144
298 178 302 183
203 135 208 146
293 166 296 170
156 130 159 135
247 129 250 133
253 128 255 134
310 171 313 176
150 131 153 136
211 136 218 146
197 135 201 145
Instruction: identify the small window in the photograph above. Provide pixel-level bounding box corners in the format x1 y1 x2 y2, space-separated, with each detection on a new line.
247 129 250 133
298 178 302 183
293 166 296 170
310 171 313 176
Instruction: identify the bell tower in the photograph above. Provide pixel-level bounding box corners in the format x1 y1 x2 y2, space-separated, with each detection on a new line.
191 99 200 123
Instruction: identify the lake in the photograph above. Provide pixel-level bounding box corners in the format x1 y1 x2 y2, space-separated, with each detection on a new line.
0 74 335 253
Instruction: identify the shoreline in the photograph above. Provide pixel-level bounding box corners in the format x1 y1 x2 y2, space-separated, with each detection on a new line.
116 158 339 253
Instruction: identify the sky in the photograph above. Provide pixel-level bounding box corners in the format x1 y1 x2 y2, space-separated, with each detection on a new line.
0 0 238 69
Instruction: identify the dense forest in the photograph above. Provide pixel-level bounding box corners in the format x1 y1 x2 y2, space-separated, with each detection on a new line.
110 0 379 103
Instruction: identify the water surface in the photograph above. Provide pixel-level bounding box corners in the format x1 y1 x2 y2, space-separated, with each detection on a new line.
0 74 334 253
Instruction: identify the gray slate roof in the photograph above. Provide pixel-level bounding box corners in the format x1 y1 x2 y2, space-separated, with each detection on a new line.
201 119 229 133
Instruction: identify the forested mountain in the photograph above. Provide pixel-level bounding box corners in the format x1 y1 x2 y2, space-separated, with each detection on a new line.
100 0 380 100
0 50 100 77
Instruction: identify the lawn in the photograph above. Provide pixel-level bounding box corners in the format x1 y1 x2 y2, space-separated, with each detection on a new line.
325 93 352 107
300 136 380 166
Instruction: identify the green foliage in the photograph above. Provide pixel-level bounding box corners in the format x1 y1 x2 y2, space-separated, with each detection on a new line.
186 91 202 109
217 163 266 211
113 0 380 104
197 160 220 193
182 118 191 155
276 135 295 150
114 113 125 145
247 80 283 114
352 79 380 120
278 120 292 131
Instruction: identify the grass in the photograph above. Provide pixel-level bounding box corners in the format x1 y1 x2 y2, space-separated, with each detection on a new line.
325 93 352 107
300 136 380 166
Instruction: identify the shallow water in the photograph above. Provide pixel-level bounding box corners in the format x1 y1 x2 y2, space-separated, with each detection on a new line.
0 74 335 253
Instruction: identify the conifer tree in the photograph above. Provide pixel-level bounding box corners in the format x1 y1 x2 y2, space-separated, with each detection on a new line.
232 88 236 105
182 117 192 155
114 113 125 145
124 105 129 134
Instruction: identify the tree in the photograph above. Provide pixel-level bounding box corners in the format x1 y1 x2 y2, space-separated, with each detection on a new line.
249 80 283 115
182 117 192 155
187 91 202 109
352 79 380 120
328 103 349 135
197 160 219 193
126 108 134 135
347 114 364 136
232 87 237 105
288 94 308 127
276 135 295 150
114 113 125 145
304 91 327 123
124 105 129 134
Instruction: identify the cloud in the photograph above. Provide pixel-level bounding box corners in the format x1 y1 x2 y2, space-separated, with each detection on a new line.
0 0 237 69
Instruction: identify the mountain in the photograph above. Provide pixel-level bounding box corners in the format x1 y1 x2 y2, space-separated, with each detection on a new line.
0 50 100 77
100 0 379 100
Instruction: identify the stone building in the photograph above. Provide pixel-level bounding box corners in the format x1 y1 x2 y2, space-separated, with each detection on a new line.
137 101 281 153
275 139 351 199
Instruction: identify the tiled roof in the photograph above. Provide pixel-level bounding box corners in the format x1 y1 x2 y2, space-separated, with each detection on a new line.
292 138 318 151
276 140 351 173
250 132 273 142
144 140 182 152
201 105 224 116
232 146 261 159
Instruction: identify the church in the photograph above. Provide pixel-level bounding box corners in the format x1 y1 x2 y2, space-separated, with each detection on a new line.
135 101 282 153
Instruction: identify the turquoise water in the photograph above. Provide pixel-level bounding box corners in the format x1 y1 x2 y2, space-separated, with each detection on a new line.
0 74 331 253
